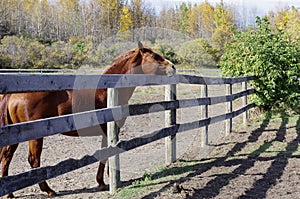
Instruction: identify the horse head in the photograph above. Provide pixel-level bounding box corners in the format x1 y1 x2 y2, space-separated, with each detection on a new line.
123 42 176 77
137 41 176 77
105 42 176 77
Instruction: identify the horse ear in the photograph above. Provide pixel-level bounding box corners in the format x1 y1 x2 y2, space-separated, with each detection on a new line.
138 41 147 54
138 41 144 50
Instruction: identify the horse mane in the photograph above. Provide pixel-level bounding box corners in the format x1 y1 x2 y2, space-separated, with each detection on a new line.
102 49 139 74
102 46 153 75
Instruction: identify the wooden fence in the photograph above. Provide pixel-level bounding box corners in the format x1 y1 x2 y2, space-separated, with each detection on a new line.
0 73 255 196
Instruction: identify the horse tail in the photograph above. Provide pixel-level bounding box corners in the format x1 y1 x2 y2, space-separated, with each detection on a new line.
0 94 11 126
0 94 11 161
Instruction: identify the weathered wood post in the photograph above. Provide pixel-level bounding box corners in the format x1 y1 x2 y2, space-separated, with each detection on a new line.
242 81 248 125
107 88 120 194
165 84 176 165
201 84 208 147
225 83 233 135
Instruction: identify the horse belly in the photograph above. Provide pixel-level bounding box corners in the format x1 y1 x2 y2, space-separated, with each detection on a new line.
62 125 106 137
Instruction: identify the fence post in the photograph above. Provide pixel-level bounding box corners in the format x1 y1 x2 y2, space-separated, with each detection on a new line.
225 83 233 135
165 84 176 165
242 81 248 125
107 88 120 194
201 84 208 147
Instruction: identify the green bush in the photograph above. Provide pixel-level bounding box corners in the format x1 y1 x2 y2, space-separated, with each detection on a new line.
93 44 123 66
0 36 45 69
177 39 216 68
0 36 25 68
219 17 300 111
0 36 89 69
153 42 181 64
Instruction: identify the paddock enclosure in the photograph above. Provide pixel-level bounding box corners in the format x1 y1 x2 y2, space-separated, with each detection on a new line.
0 70 255 197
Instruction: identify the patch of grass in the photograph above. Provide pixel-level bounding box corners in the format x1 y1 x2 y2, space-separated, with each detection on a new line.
109 160 204 199
249 142 273 157
110 175 168 198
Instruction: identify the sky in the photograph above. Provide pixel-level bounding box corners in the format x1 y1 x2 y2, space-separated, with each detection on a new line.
147 0 300 16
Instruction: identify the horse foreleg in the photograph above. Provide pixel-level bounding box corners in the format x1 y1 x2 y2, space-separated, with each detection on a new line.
28 138 56 197
1 144 18 198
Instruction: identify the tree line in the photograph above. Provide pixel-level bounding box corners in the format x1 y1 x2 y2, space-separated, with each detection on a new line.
0 0 157 43
0 0 299 70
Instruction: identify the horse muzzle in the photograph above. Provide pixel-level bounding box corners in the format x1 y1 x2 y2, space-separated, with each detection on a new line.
166 65 176 77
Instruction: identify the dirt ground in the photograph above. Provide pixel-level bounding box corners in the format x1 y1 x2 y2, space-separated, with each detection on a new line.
136 112 300 199
2 80 232 198
3 72 299 199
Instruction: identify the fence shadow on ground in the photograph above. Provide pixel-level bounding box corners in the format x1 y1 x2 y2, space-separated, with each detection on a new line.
240 115 300 198
137 113 300 199
18 113 299 198
14 187 102 198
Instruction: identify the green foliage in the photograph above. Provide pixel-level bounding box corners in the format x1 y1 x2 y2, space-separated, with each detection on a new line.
211 4 236 56
0 36 45 69
0 36 88 69
154 43 181 64
220 17 300 112
177 38 216 68
95 43 123 66
178 3 190 34
73 42 86 54
142 171 153 181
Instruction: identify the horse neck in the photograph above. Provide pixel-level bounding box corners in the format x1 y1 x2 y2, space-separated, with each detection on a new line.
98 50 142 106
102 50 142 75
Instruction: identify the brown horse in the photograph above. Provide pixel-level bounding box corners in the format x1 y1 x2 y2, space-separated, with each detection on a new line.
0 42 176 198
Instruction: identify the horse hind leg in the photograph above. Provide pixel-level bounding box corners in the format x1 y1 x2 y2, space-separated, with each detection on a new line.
1 144 19 198
28 138 56 197
96 124 108 191
96 161 107 191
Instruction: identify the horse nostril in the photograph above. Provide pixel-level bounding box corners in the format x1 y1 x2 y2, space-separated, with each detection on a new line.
172 65 176 70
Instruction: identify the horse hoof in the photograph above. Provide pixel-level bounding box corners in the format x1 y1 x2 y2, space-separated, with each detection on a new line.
98 183 107 191
4 193 14 198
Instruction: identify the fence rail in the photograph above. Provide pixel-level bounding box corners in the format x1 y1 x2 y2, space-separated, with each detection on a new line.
0 73 255 196
0 74 255 93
